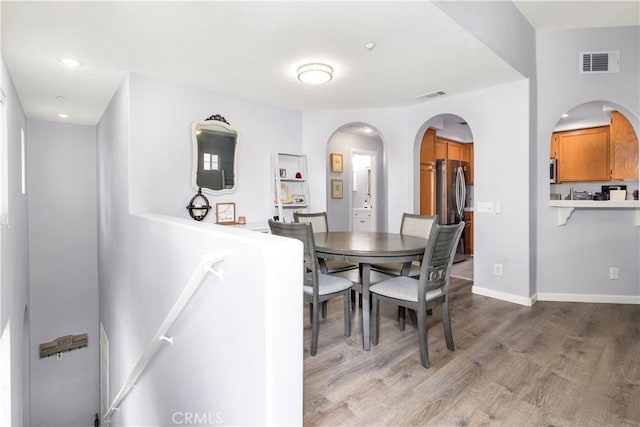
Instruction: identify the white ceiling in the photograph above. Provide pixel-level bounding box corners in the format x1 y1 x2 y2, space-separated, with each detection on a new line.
2 1 637 126
514 1 639 30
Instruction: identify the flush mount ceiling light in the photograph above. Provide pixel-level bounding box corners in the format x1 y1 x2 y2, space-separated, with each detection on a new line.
297 63 333 85
57 57 83 69
57 113 70 119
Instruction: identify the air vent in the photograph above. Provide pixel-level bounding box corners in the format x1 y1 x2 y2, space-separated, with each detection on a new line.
417 90 446 100
579 51 619 74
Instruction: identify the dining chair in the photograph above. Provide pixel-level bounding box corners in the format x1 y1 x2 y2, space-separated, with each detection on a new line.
370 221 465 368
371 213 438 278
268 219 352 356
293 211 358 274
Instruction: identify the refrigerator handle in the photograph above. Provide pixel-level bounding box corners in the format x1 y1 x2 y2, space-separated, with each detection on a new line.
456 166 465 220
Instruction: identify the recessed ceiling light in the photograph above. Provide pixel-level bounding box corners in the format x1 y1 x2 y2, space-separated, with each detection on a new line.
297 63 333 85
56 96 66 101
561 113 569 118
57 113 70 119
57 57 83 69
365 41 377 51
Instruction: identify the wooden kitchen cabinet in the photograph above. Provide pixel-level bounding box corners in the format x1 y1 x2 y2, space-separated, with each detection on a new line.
463 143 474 184
463 211 473 255
550 134 559 158
610 111 639 180
420 162 436 216
556 126 610 182
446 140 465 161
435 140 447 159
420 128 436 163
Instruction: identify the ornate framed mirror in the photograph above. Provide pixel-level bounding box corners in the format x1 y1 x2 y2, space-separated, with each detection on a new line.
192 115 238 194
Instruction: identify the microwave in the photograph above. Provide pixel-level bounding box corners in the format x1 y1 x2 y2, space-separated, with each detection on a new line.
550 158 557 183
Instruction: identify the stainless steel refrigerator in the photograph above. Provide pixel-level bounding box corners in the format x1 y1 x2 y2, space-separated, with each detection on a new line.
436 159 468 261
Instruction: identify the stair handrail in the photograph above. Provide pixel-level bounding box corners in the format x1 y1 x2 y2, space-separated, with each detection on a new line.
102 249 230 424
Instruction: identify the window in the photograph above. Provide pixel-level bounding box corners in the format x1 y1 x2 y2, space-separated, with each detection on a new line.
203 152 219 171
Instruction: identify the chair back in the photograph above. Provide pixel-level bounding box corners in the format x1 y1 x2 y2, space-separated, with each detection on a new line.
268 219 319 291
400 213 438 239
293 211 328 233
419 222 465 294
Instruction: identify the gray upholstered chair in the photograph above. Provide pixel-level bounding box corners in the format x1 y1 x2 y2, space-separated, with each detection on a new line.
370 221 464 368
371 213 438 278
293 211 358 274
268 219 352 356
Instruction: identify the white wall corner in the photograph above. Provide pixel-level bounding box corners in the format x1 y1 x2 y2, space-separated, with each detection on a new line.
472 285 536 306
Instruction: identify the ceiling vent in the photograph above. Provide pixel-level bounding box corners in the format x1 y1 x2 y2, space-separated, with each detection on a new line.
579 51 619 74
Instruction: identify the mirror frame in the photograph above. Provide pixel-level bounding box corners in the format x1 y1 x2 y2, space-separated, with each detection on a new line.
191 116 239 195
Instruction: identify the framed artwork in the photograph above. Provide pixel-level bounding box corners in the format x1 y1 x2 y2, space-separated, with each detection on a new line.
215 202 236 224
331 179 343 199
330 153 343 173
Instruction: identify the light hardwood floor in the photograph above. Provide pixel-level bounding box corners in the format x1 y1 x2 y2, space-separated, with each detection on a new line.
303 278 639 426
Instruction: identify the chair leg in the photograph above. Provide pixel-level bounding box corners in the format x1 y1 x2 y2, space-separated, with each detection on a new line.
408 309 418 329
350 290 356 311
442 300 455 351
311 301 319 356
309 303 313 324
416 308 430 368
371 295 380 345
343 293 351 337
322 301 328 319
398 307 405 330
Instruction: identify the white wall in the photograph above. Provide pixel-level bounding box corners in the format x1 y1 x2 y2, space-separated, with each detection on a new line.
98 75 302 426
303 80 532 304
26 119 99 426
0 55 30 425
303 108 410 233
127 73 302 223
536 26 640 301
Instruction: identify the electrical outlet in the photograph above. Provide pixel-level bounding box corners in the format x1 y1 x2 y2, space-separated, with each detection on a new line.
610 267 619 280
477 202 494 213
493 263 503 276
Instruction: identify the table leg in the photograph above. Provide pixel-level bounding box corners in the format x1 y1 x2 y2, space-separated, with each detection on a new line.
361 263 371 350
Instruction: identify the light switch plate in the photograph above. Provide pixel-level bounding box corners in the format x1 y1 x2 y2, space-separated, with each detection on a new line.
477 202 494 213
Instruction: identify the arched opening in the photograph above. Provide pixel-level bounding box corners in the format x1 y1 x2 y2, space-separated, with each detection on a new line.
326 123 385 232
416 113 474 273
549 101 639 201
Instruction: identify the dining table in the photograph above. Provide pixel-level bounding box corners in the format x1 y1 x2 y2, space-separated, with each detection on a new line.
314 231 428 350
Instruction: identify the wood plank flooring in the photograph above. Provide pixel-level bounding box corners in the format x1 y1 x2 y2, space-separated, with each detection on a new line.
303 278 640 426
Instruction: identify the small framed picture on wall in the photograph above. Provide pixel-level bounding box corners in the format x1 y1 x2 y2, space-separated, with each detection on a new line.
330 153 343 173
331 179 343 199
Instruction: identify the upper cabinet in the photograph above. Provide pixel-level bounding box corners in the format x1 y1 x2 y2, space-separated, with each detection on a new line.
463 143 474 185
556 126 610 182
445 140 465 161
610 111 639 181
551 111 638 183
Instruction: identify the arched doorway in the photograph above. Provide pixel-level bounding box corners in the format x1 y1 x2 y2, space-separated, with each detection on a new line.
549 101 638 200
326 123 385 232
417 113 474 269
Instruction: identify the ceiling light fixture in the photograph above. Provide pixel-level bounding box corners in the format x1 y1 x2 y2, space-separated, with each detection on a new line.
561 113 569 118
365 41 377 51
297 63 333 85
57 113 70 119
56 96 66 101
57 57 83 69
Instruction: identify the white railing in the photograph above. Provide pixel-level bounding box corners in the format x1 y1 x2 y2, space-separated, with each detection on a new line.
102 249 230 424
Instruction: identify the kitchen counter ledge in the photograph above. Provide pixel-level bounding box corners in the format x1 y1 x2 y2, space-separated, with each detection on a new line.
549 200 640 226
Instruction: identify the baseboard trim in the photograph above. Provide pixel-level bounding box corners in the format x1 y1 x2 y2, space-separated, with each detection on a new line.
471 286 535 306
536 293 640 304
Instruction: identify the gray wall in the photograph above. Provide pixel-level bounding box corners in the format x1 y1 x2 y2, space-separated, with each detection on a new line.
536 26 639 300
26 119 99 426
0 54 30 425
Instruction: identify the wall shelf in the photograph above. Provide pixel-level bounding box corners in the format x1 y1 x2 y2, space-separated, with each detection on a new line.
549 200 640 226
